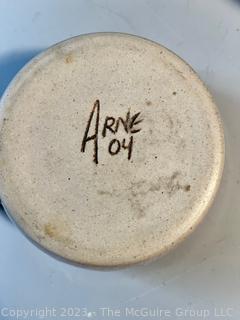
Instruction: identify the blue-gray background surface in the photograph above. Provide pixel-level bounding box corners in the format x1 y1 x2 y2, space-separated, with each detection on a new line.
0 1 239 319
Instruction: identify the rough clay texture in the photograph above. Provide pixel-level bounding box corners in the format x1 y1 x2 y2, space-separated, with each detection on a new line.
0 33 224 267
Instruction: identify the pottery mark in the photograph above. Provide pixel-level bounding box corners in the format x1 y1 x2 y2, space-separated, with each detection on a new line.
81 100 143 164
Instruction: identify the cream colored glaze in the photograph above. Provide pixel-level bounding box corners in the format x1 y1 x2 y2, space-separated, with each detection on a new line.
0 33 224 267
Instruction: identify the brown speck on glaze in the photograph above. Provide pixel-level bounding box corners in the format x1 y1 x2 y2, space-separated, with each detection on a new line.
44 223 57 238
44 221 75 249
65 53 74 64
146 100 152 106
